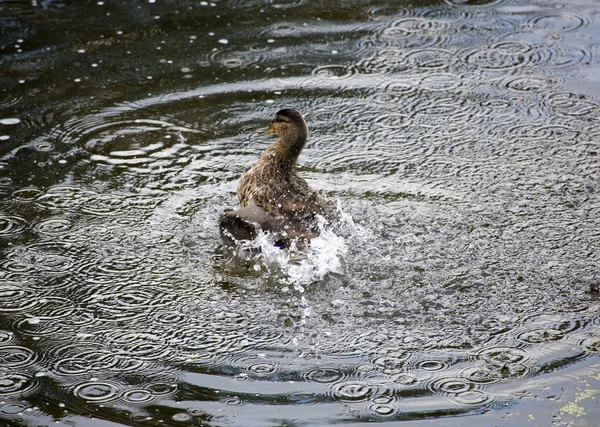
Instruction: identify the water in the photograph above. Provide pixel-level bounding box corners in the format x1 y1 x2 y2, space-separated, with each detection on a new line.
1 0 600 425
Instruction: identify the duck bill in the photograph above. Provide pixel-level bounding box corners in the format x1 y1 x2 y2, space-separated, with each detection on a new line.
256 126 275 135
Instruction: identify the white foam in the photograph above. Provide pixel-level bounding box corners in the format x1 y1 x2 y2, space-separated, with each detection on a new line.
254 212 359 290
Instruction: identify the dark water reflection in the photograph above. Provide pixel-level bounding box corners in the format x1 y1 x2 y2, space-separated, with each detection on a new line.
1 0 600 425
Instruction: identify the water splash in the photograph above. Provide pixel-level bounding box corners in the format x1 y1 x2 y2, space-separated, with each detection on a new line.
250 210 355 290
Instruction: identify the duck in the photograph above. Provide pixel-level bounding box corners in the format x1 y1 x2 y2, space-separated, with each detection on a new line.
219 108 337 250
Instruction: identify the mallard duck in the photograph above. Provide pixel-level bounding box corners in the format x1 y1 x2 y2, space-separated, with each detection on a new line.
219 108 337 250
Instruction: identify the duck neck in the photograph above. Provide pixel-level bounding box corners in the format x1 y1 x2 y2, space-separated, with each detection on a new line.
269 132 307 171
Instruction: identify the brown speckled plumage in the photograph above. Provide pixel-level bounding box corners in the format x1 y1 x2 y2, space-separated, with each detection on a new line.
219 109 336 248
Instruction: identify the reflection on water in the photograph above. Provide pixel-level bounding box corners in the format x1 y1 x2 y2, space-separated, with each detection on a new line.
1 0 600 425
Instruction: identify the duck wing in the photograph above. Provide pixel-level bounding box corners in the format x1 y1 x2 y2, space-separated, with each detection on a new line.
219 201 320 249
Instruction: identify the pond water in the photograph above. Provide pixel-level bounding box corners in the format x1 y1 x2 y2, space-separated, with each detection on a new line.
1 0 600 426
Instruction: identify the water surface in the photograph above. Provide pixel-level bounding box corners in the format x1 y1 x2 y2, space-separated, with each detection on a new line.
1 0 600 426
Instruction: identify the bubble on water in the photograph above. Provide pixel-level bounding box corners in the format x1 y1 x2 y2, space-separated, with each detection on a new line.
172 412 193 422
417 359 451 372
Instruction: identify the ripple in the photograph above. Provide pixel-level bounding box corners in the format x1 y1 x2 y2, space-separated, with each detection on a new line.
382 19 451 48
517 328 566 344
220 396 245 406
416 360 451 372
515 315 581 345
385 18 452 37
0 330 15 344
502 75 563 92
15 317 64 337
476 346 529 365
97 255 143 274
367 395 401 418
460 366 502 384
80 194 128 216
579 337 600 353
371 355 407 372
281 391 320 405
0 346 37 368
357 49 411 74
473 347 531 380
413 95 468 116
419 72 462 91
145 381 178 396
372 80 418 103
54 350 145 375
330 380 377 402
242 358 280 378
121 388 156 404
73 380 121 402
431 377 473 394
301 367 345 384
89 288 170 321
444 0 504 6
524 12 587 34
405 48 457 70
23 296 77 319
0 284 38 313
0 215 28 235
209 47 269 69
529 45 590 68
452 389 491 405
347 109 413 131
311 65 355 80
172 413 193 422
35 185 87 210
520 313 581 334
34 218 73 235
546 93 598 118
267 0 306 9
244 325 284 343
0 401 30 415
265 22 298 37
150 310 187 326
170 326 227 353
0 373 38 397
464 41 531 70
11 187 42 202
5 249 75 277
389 372 421 387
105 330 171 360
63 115 198 174
506 123 578 141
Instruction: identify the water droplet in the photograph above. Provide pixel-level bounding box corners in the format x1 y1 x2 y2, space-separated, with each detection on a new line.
0 118 20 125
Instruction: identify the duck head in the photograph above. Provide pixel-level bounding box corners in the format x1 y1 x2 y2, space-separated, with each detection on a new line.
257 109 308 150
